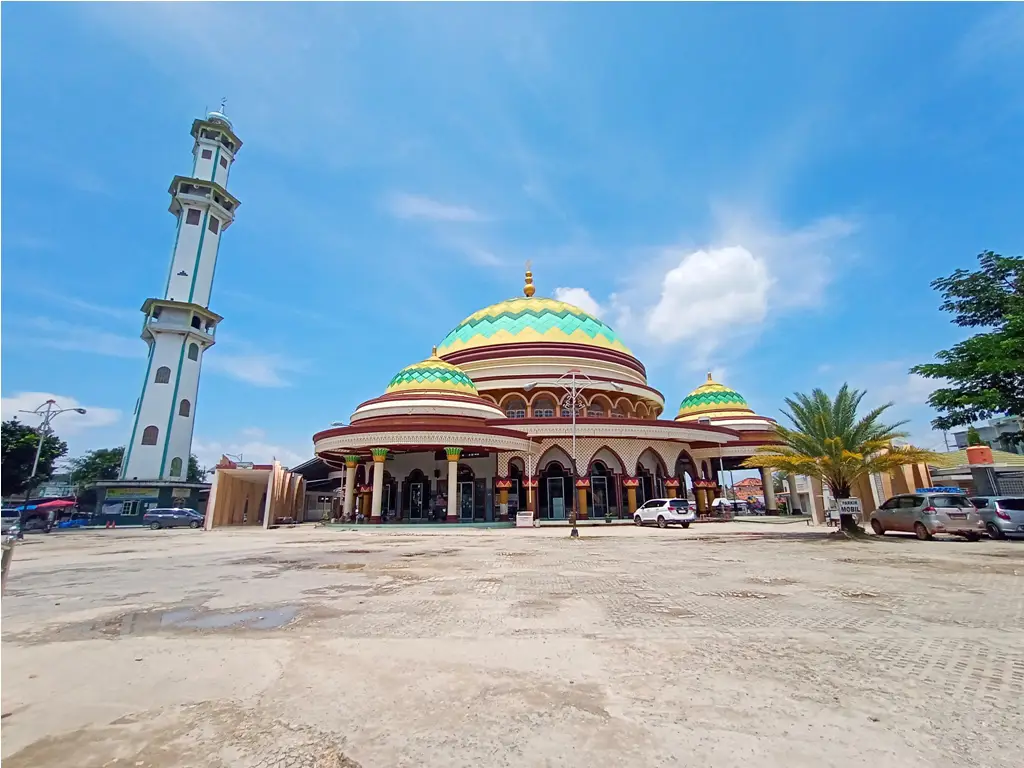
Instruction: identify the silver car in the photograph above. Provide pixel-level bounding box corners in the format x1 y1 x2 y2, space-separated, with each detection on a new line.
143 508 204 530
869 492 984 541
970 496 1024 540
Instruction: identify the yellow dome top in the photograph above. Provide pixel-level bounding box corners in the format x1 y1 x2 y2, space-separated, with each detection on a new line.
675 372 755 421
435 267 632 357
385 349 478 396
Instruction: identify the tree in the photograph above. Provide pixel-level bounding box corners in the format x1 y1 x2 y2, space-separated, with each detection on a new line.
965 426 985 447
910 251 1024 439
1 418 69 497
187 454 206 483
69 447 124 487
742 385 938 532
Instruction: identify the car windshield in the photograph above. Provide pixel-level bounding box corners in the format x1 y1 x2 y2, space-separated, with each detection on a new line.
929 495 971 508
998 499 1024 511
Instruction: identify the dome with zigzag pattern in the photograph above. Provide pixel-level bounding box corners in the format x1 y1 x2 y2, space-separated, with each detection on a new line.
675 373 755 421
435 296 632 356
385 353 478 396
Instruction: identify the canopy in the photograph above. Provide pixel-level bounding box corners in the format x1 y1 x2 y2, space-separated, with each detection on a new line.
10 499 76 512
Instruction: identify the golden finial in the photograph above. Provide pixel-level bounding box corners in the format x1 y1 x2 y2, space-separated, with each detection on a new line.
524 260 535 297
707 371 714 382
431 346 438 358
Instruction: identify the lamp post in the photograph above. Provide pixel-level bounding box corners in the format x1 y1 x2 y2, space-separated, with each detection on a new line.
523 370 623 533
16 400 86 538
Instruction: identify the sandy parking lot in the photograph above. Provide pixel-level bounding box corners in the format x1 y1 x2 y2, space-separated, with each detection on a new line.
2 523 1022 767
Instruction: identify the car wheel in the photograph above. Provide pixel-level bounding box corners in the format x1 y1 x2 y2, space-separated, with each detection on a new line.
657 515 667 529
964 533 981 542
681 523 690 529
189 520 201 529
634 515 643 526
149 521 161 530
914 522 932 541
870 519 885 536
986 523 1005 540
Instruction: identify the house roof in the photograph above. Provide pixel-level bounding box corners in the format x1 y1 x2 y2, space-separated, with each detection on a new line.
929 449 1024 469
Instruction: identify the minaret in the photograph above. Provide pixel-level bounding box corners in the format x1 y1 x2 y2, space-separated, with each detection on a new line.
120 109 242 481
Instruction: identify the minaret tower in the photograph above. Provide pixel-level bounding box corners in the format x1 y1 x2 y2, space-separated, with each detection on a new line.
120 109 242 481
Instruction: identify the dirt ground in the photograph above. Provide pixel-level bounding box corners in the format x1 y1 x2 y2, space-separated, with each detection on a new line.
2 523 1022 767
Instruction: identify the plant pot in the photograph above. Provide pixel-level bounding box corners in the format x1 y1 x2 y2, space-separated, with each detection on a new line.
965 445 993 465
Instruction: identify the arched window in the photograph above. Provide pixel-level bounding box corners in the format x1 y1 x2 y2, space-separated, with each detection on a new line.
178 399 191 417
561 402 584 418
154 366 171 384
187 343 199 361
191 316 202 329
170 457 183 477
611 408 627 419
141 425 159 445
533 397 555 418
505 398 527 419
587 403 606 418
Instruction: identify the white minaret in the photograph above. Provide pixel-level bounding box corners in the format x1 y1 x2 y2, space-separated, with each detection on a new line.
120 109 242 481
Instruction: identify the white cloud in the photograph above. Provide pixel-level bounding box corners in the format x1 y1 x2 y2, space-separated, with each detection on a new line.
1 392 121 436
386 193 488 222
13 317 143 359
205 352 304 388
192 431 309 471
553 287 603 318
645 246 770 352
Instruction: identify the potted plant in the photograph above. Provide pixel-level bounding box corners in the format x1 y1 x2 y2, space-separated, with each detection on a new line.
605 510 613 523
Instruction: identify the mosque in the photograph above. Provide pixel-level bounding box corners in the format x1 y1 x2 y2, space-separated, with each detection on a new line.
301 267 785 525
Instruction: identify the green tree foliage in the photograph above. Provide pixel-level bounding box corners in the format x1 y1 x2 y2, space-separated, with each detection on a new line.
69 447 125 487
965 426 985 447
911 251 1024 436
187 454 206 483
1 419 69 497
743 385 937 531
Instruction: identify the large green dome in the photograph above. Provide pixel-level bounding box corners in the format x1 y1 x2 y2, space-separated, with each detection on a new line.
385 353 478 396
436 296 632 357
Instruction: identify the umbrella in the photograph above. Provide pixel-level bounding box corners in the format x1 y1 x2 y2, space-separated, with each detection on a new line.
11 499 76 512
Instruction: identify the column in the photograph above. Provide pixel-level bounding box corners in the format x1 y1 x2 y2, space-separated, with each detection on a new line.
575 478 590 520
445 447 461 523
495 478 511 522
359 485 372 522
694 483 708 516
624 477 639 516
760 466 777 515
787 473 802 515
665 477 680 499
525 477 537 519
370 449 387 523
343 455 359 521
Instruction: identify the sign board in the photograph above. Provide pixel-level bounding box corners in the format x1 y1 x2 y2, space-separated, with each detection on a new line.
836 498 863 516
515 510 535 528
104 487 159 500
235 462 254 470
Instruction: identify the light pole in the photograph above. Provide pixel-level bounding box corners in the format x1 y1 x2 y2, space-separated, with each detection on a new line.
523 370 623 532
16 400 86 538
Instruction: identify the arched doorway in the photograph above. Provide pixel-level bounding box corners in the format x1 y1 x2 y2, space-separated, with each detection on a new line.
382 471 398 522
509 460 525 517
456 464 477 522
404 468 429 521
637 449 666 503
538 461 573 520
589 460 616 519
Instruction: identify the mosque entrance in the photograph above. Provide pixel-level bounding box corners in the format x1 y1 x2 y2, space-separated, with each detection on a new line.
458 482 474 521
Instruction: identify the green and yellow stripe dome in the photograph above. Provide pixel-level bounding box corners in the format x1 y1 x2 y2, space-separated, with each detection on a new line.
436 268 632 357
385 350 478 396
675 373 755 421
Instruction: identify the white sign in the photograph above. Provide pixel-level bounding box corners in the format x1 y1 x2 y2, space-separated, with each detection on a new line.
516 510 535 528
836 498 863 516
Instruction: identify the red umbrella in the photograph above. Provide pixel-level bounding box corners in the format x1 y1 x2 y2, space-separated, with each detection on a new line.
31 499 76 511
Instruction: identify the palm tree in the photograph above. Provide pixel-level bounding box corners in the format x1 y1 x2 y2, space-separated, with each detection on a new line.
742 385 939 532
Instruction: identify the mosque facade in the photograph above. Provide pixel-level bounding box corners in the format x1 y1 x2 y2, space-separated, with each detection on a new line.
310 268 784 524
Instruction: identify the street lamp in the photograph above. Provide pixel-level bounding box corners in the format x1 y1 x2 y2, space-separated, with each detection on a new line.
523 371 623 534
16 400 87 538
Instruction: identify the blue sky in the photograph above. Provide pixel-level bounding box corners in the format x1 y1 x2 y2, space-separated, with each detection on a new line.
2 3 1022 469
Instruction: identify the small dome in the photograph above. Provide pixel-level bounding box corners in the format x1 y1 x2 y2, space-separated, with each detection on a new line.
206 110 233 129
675 373 754 421
385 350 478 396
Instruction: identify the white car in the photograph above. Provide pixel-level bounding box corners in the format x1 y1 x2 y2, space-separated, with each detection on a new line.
634 498 696 529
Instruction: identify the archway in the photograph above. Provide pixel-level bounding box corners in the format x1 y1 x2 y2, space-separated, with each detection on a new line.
404 468 430 521
637 448 667 503
456 463 484 521
538 460 573 520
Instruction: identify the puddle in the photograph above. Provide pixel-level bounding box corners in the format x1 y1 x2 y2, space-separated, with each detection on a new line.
159 606 299 631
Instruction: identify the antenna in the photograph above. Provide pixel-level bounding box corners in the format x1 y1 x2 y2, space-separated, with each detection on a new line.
219 97 228 114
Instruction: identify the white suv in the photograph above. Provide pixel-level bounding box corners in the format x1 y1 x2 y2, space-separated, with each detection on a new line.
634 498 696 529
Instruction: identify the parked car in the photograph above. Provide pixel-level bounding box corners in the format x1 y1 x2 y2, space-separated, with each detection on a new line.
143 508 204 530
868 492 984 540
970 496 1024 540
634 498 696 529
